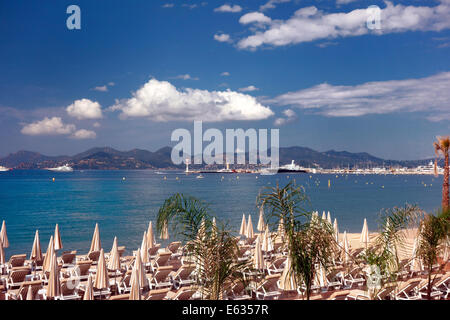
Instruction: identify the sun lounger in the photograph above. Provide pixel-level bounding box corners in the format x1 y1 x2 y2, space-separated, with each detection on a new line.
57 279 81 300
329 289 351 300
346 285 396 300
267 257 286 275
146 287 170 300
149 244 161 258
108 293 129 300
150 251 172 272
117 271 132 294
167 241 182 257
117 246 126 257
87 250 100 263
417 275 445 299
72 260 92 281
149 265 173 290
6 254 27 272
255 274 281 300
432 272 450 299
6 267 31 289
343 267 365 288
60 251 77 267
167 286 196 300
170 263 196 289
225 281 251 300
395 279 422 300
5 280 42 300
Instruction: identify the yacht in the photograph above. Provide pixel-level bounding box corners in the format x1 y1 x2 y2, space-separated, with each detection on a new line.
0 166 10 172
46 164 73 172
260 160 308 175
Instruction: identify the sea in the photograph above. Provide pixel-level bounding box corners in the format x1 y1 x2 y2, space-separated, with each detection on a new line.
0 169 443 257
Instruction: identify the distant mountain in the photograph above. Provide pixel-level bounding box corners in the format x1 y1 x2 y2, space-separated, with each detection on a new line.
0 146 437 170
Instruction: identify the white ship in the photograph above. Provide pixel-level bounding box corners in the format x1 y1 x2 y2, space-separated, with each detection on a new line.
415 161 443 175
46 164 73 172
0 166 10 172
260 160 308 175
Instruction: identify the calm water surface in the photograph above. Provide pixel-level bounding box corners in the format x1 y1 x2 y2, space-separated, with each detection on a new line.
0 170 442 257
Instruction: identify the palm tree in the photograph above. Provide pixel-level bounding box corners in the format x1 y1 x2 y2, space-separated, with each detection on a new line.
417 209 450 300
258 181 335 300
434 136 450 211
156 193 249 300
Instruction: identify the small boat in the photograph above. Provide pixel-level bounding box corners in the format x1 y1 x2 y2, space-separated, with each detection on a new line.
46 164 73 172
196 175 204 179
0 166 10 172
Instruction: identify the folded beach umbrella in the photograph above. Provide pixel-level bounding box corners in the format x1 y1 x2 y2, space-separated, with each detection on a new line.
30 230 43 263
410 228 423 272
140 231 149 264
327 211 332 225
342 231 350 264
253 236 265 270
443 236 449 262
83 274 94 300
360 218 370 248
26 284 34 300
0 237 4 265
239 214 247 236
262 225 273 252
246 215 254 239
54 224 63 251
89 223 102 253
134 248 149 289
1 220 9 248
322 211 327 220
42 235 55 273
279 255 297 291
147 221 155 249
107 236 121 271
94 248 109 290
197 218 206 241
333 218 339 243
129 266 141 300
46 252 61 299
313 264 328 288
160 221 169 240
257 205 265 232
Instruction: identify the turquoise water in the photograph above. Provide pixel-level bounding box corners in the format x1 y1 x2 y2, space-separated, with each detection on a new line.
0 170 443 257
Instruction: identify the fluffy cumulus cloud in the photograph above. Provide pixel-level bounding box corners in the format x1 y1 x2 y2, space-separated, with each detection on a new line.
66 99 103 120
71 129 97 139
237 1 450 49
268 71 450 121
214 33 231 42
214 4 242 13
21 117 76 136
110 79 274 122
221 71 230 76
239 12 272 25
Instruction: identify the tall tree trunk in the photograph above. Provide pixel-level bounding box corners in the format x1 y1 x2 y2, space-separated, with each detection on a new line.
443 152 449 212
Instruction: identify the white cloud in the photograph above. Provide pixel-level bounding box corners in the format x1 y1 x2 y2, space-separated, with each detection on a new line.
260 0 290 11
274 108 296 126
92 85 108 92
71 129 97 139
221 71 230 76
182 3 198 9
239 85 259 92
172 74 199 80
66 99 103 120
238 1 450 49
214 33 231 42
110 78 273 122
21 117 76 136
268 71 450 121
93 122 101 128
239 12 272 25
214 4 242 13
162 3 174 8
336 0 357 5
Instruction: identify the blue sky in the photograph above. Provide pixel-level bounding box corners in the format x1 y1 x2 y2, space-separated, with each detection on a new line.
0 0 449 160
